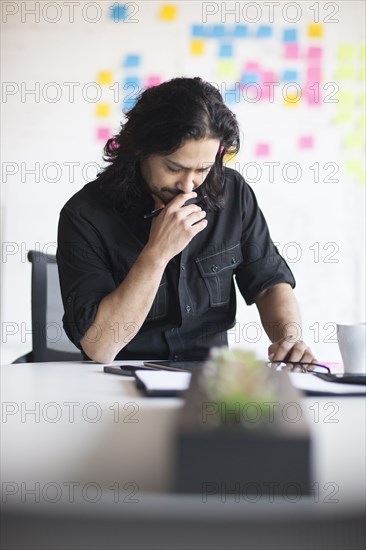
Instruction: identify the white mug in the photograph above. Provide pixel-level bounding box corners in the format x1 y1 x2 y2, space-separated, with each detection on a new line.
337 323 366 374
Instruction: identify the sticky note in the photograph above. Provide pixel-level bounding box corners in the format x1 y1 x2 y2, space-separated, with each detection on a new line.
124 55 140 67
211 25 225 37
244 62 260 72
223 152 237 164
191 40 205 55
284 93 300 106
344 132 364 149
97 127 111 141
123 76 140 87
361 44 366 60
96 103 111 117
283 70 298 82
337 44 355 61
146 75 162 88
345 159 366 185
262 71 277 83
338 91 355 106
233 25 248 37
216 60 237 78
336 66 355 80
98 71 112 85
335 109 353 123
359 66 366 80
284 43 300 59
299 136 314 149
283 28 297 43
307 67 321 82
241 73 259 85
192 24 205 37
308 46 322 60
308 23 323 38
304 85 322 106
219 44 233 57
160 4 177 21
109 4 128 22
257 25 272 38
255 143 270 156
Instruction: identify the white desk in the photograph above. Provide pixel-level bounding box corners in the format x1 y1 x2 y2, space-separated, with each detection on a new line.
1 361 365 550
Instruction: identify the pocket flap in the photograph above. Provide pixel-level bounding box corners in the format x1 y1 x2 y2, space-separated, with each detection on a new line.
195 242 242 277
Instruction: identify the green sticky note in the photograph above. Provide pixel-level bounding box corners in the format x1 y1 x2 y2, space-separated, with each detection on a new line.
345 159 366 185
216 59 237 78
336 66 356 80
344 132 364 149
338 91 355 106
335 110 353 123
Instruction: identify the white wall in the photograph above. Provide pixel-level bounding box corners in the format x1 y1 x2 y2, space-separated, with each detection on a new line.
1 1 365 364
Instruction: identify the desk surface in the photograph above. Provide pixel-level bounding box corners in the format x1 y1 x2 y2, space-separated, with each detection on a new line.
1 361 366 550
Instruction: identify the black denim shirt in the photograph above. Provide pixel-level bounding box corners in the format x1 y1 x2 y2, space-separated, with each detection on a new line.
57 167 295 360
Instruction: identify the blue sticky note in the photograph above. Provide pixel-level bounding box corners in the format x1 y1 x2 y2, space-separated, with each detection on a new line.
219 44 233 57
283 28 297 42
211 25 225 37
124 55 140 68
123 77 141 87
192 25 206 37
241 73 259 85
109 3 128 22
257 25 272 38
282 70 298 82
233 25 248 38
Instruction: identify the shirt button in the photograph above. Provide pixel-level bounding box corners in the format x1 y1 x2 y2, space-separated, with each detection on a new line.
231 257 236 264
170 328 175 332
211 265 218 272
181 265 185 271
173 354 180 360
67 296 72 304
185 305 191 313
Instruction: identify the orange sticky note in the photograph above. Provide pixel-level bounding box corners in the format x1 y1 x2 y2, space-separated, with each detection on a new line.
308 23 324 38
160 4 177 21
98 71 112 86
191 40 205 55
96 104 111 117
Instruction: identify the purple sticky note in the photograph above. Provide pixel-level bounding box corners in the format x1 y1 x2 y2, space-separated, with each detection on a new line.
255 143 270 156
284 43 300 59
97 127 111 141
299 136 314 149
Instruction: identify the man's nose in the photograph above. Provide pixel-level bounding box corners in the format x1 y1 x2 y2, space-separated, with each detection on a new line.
176 171 197 193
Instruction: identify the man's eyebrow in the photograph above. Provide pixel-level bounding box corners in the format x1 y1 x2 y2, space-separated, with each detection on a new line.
165 159 214 170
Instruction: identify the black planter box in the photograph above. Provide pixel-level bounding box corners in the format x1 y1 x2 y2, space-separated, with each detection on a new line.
175 369 312 497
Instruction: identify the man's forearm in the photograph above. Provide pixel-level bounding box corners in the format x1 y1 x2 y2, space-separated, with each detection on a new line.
80 247 168 363
255 283 302 343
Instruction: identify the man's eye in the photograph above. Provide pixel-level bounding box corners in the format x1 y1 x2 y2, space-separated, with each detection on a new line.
166 165 180 173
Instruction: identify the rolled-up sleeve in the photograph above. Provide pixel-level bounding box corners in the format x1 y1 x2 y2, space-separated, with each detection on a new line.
234 179 296 305
57 206 116 349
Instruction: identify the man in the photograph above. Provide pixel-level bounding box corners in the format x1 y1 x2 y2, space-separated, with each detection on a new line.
57 76 316 367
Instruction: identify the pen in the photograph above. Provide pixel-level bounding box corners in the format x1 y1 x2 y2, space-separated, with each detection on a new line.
144 195 207 219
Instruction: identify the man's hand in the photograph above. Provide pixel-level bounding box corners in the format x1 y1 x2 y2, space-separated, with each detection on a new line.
145 191 207 263
268 335 317 372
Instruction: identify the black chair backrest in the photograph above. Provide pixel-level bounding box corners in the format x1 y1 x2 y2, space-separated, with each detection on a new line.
22 250 83 362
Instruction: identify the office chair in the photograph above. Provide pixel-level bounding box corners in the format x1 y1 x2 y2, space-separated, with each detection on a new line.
13 250 83 363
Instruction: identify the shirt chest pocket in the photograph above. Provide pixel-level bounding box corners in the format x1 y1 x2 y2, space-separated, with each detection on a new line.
195 242 242 307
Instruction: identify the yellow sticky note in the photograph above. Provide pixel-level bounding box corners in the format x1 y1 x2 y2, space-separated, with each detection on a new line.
359 66 366 81
284 92 300 106
216 60 237 78
223 152 237 164
345 159 366 185
344 132 364 149
337 44 355 61
160 4 177 21
191 40 205 55
98 71 112 86
335 109 353 123
308 23 324 38
96 104 111 117
360 44 366 60
336 66 355 80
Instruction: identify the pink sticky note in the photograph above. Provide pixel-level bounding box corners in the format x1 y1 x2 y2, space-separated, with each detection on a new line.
146 75 162 88
307 46 322 60
262 70 277 83
299 135 314 149
255 143 270 156
244 62 260 72
307 67 322 82
97 127 111 141
284 43 300 59
304 82 322 106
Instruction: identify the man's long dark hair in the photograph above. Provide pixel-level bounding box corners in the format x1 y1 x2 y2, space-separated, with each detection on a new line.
97 77 240 211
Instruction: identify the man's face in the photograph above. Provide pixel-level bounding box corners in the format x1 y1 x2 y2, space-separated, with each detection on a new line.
140 138 220 205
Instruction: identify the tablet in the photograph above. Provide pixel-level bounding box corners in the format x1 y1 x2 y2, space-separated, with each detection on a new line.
143 360 205 372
